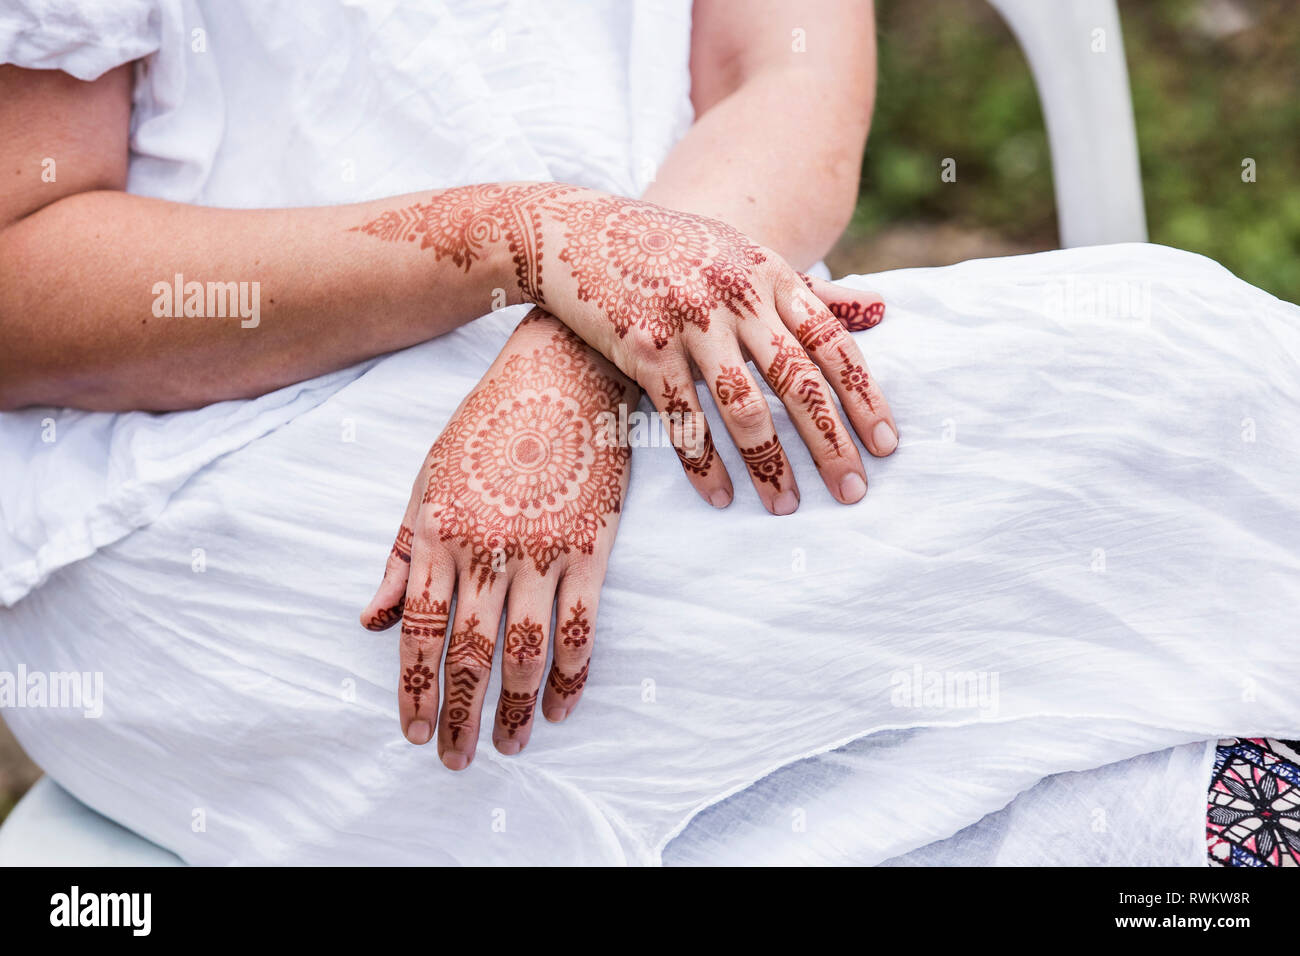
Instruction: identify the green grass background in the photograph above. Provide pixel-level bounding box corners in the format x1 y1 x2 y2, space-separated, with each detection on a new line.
839 0 1299 301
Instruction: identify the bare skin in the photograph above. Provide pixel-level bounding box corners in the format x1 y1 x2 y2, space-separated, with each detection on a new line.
360 310 636 767
0 1 890 764
356 1 891 764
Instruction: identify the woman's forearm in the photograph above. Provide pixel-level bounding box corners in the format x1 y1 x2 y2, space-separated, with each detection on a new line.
646 1 875 269
0 186 531 411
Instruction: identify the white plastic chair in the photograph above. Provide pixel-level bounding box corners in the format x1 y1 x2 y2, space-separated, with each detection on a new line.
0 0 1151 868
988 0 1148 246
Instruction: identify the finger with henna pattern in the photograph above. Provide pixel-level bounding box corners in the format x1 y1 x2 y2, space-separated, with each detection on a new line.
798 272 886 331
541 573 601 723
698 350 800 515
492 577 556 755
436 578 507 770
779 282 899 458
743 318 867 504
647 367 733 509
398 520 455 746
360 454 431 630
360 520 414 631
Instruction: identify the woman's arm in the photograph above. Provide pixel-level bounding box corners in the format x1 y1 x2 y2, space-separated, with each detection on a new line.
0 65 517 411
647 0 876 270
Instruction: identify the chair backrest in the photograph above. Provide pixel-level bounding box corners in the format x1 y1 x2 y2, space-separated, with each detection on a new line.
987 0 1148 247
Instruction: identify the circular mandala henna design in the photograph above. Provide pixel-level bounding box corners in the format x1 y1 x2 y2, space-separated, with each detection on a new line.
558 199 768 348
422 338 630 591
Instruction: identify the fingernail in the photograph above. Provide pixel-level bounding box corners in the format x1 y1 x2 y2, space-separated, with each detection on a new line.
709 489 732 509
442 751 470 771
406 719 432 745
773 490 799 515
840 472 867 503
496 739 521 756
545 706 567 723
872 420 898 455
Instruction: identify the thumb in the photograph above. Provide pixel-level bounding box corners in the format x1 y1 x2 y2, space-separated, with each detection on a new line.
361 522 414 630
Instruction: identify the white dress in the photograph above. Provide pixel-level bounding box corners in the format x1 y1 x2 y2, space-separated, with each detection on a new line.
2 0 1298 865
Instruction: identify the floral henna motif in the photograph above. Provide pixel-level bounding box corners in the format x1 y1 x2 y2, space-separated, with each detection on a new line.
559 601 591 648
547 661 589 699
351 183 575 305
829 300 884 332
504 618 545 666
837 346 875 411
740 437 785 487
403 651 436 715
421 334 631 591
799 272 884 331
557 198 768 347
714 365 753 407
497 689 538 737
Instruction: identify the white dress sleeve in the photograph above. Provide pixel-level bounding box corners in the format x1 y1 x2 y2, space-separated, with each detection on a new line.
0 0 162 79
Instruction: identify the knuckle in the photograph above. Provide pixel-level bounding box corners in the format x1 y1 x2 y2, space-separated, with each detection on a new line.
790 364 827 397
726 393 769 430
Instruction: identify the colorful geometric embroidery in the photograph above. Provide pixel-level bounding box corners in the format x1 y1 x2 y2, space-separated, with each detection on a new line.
1207 738 1300 867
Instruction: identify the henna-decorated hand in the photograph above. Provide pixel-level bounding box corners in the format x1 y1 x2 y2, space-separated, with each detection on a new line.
354 184 898 516
359 310 636 769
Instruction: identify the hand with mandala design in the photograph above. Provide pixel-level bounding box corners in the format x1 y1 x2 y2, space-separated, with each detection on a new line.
353 184 898 516
358 310 636 769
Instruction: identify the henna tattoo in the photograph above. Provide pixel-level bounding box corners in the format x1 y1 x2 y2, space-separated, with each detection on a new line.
797 378 840 453
660 379 715 474
794 304 844 355
547 661 589 699
798 273 884 331
445 666 480 744
740 437 785 486
660 378 690 417
403 650 436 715
351 183 575 304
829 299 885 332
674 431 716 476
766 334 840 453
401 597 449 642
365 596 404 631
559 600 591 648
390 524 414 564
765 333 810 399
420 334 630 591
557 198 767 347
496 689 538 737
714 365 753 407
837 346 876 411
446 614 493 669
444 615 492 743
504 617 545 666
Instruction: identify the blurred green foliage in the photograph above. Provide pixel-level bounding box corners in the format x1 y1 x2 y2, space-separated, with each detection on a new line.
855 0 1300 302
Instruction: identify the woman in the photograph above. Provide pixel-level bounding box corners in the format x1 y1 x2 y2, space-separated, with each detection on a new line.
0 0 896 770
